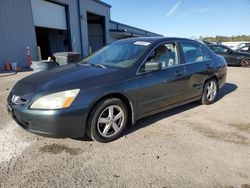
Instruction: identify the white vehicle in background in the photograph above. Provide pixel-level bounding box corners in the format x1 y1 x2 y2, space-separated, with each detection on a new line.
223 42 250 50
233 43 250 50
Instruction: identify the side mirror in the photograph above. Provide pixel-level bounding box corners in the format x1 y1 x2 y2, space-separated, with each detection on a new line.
143 61 162 72
228 50 234 54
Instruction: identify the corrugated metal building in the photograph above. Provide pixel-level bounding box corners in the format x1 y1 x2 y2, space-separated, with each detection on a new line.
0 0 162 71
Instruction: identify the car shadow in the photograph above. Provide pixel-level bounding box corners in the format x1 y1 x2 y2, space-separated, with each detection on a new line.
216 82 238 101
123 82 238 137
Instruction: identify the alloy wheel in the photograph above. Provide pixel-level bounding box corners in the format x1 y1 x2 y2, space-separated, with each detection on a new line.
241 59 250 67
97 105 125 138
206 81 217 101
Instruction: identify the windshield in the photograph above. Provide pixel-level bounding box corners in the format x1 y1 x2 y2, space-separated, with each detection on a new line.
80 40 150 68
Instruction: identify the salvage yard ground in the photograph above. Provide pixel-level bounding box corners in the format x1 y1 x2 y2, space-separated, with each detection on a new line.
0 67 249 188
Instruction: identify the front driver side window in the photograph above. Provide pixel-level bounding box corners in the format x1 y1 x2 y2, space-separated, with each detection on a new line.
146 43 179 69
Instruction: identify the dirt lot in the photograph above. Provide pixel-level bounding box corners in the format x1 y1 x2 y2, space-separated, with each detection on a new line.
0 67 249 188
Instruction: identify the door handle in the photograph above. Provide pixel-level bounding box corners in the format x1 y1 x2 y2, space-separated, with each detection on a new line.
175 71 183 77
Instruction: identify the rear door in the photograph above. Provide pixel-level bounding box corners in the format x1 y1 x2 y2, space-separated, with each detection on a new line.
136 42 186 116
180 41 213 99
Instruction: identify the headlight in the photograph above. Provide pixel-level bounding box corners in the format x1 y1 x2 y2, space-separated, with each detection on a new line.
30 89 80 110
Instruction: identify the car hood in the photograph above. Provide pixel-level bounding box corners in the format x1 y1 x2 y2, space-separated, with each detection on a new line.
14 63 123 96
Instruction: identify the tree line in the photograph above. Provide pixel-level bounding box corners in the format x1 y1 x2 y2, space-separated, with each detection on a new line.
198 35 250 42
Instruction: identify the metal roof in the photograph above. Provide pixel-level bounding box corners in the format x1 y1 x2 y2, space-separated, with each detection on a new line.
93 0 111 8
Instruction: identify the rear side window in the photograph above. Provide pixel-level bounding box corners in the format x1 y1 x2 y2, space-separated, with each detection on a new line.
181 42 209 64
203 48 212 61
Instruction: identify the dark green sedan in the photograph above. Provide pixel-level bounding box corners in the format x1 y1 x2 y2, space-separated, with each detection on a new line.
7 37 227 142
207 44 250 67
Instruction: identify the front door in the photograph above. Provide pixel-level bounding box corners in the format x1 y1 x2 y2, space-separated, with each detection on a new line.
136 42 186 117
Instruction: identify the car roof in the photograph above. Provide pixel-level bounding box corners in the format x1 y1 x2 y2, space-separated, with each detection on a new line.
119 37 198 43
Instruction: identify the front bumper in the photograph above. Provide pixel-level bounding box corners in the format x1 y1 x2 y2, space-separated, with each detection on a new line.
7 102 88 138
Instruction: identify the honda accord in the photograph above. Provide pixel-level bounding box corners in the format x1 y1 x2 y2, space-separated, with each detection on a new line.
7 37 227 142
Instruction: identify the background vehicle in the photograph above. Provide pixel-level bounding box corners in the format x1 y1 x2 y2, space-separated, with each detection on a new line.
207 44 250 67
236 44 250 53
7 37 227 143
231 42 250 50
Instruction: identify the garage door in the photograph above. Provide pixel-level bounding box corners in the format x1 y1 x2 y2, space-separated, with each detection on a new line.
31 0 67 30
88 23 104 52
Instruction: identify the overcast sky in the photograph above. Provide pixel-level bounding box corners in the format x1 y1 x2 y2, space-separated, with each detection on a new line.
104 0 250 38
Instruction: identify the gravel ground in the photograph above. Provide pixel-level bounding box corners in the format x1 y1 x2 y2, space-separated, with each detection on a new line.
0 68 249 188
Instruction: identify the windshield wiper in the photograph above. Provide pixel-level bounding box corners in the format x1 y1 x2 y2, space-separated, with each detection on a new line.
90 63 107 69
80 63 107 69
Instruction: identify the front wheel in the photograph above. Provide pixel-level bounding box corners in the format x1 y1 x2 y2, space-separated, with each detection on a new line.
200 79 218 105
240 58 250 67
86 98 128 143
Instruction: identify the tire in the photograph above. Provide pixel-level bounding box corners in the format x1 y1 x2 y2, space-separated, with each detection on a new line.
240 58 250 67
200 79 218 105
86 98 128 143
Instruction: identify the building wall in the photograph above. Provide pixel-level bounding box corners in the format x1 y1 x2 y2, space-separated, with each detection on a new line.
78 0 111 56
0 0 162 71
0 0 38 70
109 21 162 42
110 21 161 37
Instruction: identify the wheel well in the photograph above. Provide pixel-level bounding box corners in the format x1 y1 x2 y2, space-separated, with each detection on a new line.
204 75 218 88
87 93 134 127
207 75 218 82
241 57 250 61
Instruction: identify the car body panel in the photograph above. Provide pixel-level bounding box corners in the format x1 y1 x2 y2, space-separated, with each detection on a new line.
7 103 87 138
136 64 186 116
182 60 214 99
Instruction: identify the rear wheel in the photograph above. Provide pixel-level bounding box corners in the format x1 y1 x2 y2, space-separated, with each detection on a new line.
86 98 128 143
200 79 218 105
240 58 250 67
